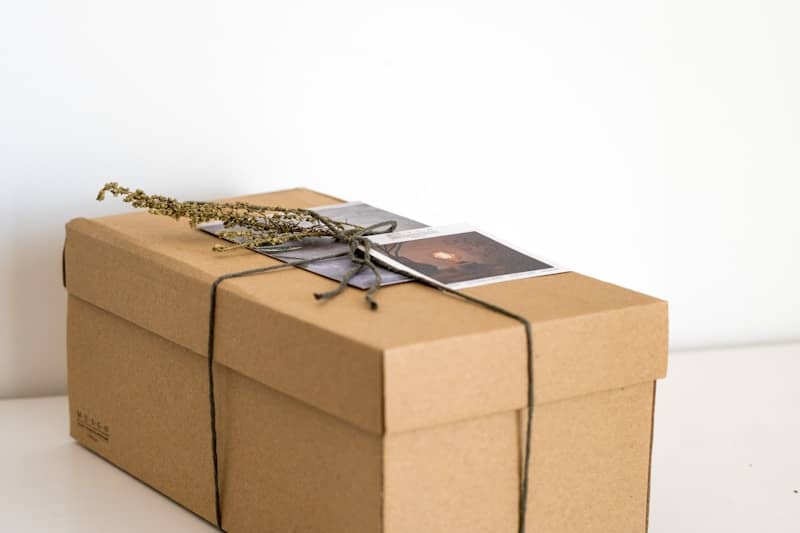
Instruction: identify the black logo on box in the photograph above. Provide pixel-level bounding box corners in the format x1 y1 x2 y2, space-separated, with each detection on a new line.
76 409 111 443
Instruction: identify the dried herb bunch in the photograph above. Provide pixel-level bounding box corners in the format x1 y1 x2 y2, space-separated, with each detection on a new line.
97 182 362 252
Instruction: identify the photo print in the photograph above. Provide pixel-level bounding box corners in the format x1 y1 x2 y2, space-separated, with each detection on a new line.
367 224 566 289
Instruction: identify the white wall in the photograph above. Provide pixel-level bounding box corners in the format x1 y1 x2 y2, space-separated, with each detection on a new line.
1 0 798 399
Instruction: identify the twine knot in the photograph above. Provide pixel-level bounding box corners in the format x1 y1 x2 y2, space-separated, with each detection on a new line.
312 219 398 310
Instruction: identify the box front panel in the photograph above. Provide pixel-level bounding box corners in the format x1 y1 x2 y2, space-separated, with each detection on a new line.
384 382 656 533
67 295 382 533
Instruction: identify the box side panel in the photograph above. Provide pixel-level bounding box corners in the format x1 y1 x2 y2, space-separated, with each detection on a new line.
67 295 382 533
383 381 655 533
221 354 383 533
65 217 385 434
67 296 215 519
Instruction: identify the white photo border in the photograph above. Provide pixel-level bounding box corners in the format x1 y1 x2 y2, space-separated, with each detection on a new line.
367 223 568 290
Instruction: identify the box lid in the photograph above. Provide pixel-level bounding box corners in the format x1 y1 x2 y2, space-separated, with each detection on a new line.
64 187 668 435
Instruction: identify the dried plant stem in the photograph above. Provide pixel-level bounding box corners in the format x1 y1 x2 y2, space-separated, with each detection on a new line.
96 182 361 251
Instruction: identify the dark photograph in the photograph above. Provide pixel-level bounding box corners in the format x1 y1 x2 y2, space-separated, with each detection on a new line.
371 228 559 288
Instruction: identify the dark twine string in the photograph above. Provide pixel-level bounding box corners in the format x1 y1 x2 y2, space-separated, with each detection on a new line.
206 220 535 533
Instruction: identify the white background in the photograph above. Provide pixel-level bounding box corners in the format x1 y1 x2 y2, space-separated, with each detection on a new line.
1 0 798 399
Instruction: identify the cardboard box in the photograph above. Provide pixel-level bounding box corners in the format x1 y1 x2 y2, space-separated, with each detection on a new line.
64 187 668 532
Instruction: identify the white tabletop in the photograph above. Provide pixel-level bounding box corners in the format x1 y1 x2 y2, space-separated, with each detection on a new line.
1 342 798 532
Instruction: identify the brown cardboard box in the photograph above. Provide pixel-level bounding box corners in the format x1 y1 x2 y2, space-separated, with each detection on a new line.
64 187 668 533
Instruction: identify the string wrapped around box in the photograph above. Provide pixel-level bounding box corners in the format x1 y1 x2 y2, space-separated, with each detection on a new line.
96 184 537 533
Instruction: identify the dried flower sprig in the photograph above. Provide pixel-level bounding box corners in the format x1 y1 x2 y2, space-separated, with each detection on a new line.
96 182 362 252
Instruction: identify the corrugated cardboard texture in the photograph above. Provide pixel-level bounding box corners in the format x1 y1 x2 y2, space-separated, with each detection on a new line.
68 294 656 533
68 295 383 532
383 383 655 533
64 187 668 434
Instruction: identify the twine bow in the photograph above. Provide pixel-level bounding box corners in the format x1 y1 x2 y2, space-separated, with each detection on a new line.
311 220 398 310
